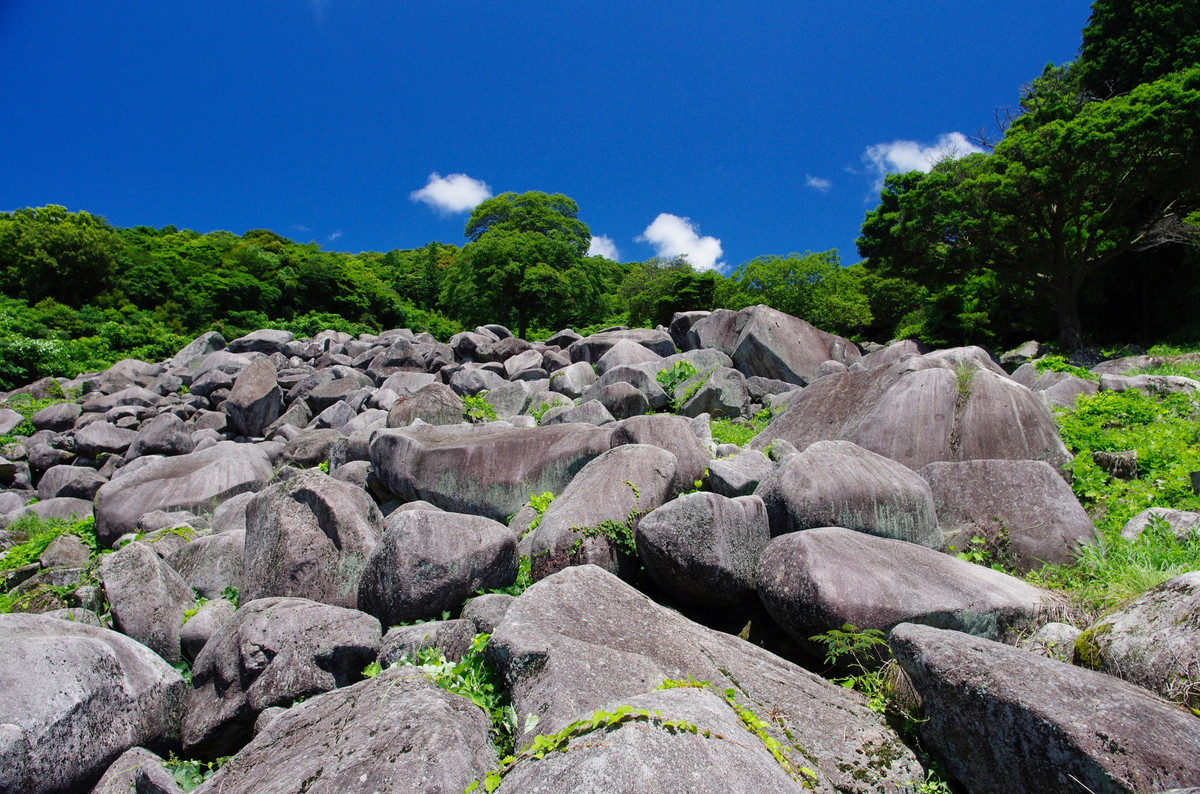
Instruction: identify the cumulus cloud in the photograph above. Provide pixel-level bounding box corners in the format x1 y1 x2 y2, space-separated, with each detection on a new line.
863 132 985 190
637 213 723 272
805 174 832 192
587 235 620 260
328 230 343 242
410 172 493 215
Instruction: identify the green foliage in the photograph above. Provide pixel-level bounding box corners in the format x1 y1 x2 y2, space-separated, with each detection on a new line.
462 393 499 423
0 516 98 574
621 256 720 328
655 360 698 412
162 753 229 793
1076 0 1200 97
710 404 779 447
1033 355 1098 381
721 251 873 338
480 556 534 597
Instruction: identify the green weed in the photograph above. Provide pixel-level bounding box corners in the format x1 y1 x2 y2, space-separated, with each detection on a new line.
463 393 499 423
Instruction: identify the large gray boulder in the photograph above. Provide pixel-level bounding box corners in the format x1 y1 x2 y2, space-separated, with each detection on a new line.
529 444 677 581
226 329 294 356
637 492 770 606
0 613 186 794
223 356 284 437
488 565 923 791
385 381 465 427
167 530 245 599
192 667 494 794
98 541 195 663
357 509 517 626
37 463 107 501
494 687 812 793
93 441 273 547
74 421 138 458
754 440 940 546
890 622 1200 794
127 412 195 459
750 356 1071 472
727 304 860 385
370 422 614 521
758 528 1059 653
89 746 183 794
568 328 676 363
919 459 1096 571
609 413 711 494
1121 507 1200 541
1074 571 1200 709
242 470 383 609
183 596 382 759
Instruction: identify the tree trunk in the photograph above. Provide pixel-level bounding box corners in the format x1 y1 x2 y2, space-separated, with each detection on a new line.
1054 286 1084 351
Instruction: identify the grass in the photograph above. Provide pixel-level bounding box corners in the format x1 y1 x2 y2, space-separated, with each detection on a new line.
710 405 780 447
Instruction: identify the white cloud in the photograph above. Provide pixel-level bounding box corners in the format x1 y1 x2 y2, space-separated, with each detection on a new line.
587 235 620 260
805 174 832 192
863 131 985 190
328 230 343 242
637 213 723 272
410 172 493 215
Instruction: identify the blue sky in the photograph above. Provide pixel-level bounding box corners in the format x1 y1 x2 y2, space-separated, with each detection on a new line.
0 1 1092 273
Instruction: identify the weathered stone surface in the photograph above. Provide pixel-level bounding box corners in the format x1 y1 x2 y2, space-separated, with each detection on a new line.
583 364 670 410
1100 372 1200 395
30 401 82 432
74 420 139 458
192 667 494 794
223 357 284 437
609 413 711 494
495 687 810 793
679 365 750 418
595 380 649 419
242 470 383 609
637 492 769 606
129 413 196 459
93 441 272 547
568 328 676 363
595 337 664 374
462 592 515 634
385 381 464 427
171 330 226 370
99 541 194 663
90 746 182 794
180 598 237 662
759 528 1058 653
1121 507 1200 541
39 532 91 568
755 440 940 546
728 304 861 385
751 356 1071 472
1075 571 1200 709
1018 621 1081 663
377 618 478 666
371 422 614 522
540 398 615 426
547 360 597 399
168 530 245 599
279 427 342 467
709 449 773 497
890 622 1200 794
358 509 516 625
227 329 294 356
184 596 381 758
0 613 186 794
919 459 1095 571
37 463 107 500
530 444 677 581
489 565 923 791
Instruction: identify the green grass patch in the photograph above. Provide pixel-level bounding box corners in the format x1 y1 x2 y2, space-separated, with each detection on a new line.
710 404 779 447
1033 354 1098 381
0 515 99 573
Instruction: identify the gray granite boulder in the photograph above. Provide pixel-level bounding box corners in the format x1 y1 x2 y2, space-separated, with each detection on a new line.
1121 507 1200 541
99 540 194 663
242 470 383 609
93 441 272 547
919 459 1096 571
728 304 861 386
191 667 494 794
183 596 381 758
128 412 195 459
0 613 186 794
758 528 1059 654
637 492 770 606
377 618 478 666
890 622 1200 794
370 422 614 522
74 421 138 458
488 565 923 791
385 381 465 427
609 413 711 495
529 444 677 581
168 530 245 599
37 463 107 501
180 598 238 662
89 746 182 794
223 357 284 437
1075 571 1200 708
358 509 517 626
755 440 940 546
709 449 773 497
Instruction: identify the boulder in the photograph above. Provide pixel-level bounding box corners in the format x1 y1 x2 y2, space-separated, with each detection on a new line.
242 470 383 609
370 422 614 522
547 360 597 399
750 356 1071 472
385 382 465 427
582 364 670 410
890 622 1200 794
919 459 1095 571
595 380 649 419
36 463 107 501
1075 571 1200 709
180 598 237 662
168 530 245 599
678 365 750 419
755 440 940 546
609 413 711 495
98 541 194 663
89 747 182 794
759 528 1059 654
637 492 770 606
595 338 664 374
223 357 284 437
74 421 138 458
568 328 676 363
377 618 479 666
226 329 294 356
93 441 272 547
728 304 860 385
30 401 82 432
1099 373 1200 395
0 613 186 794
709 449 773 497
279 427 342 468
529 444 677 581
128 412 195 459
358 509 517 626
1121 507 1200 541
488 565 923 790
192 667 494 794
171 330 226 370
183 596 381 758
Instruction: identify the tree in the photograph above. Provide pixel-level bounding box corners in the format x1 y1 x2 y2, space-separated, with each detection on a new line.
0 206 121 307
859 67 1200 349
721 251 873 337
620 256 721 328
441 192 602 337
1076 0 1200 98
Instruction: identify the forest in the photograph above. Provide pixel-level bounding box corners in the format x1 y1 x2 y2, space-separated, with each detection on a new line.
0 0 1197 391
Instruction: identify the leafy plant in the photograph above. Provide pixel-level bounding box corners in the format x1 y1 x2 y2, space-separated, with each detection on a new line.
162 753 229 792
479 555 534 597
655 361 698 411
1033 354 1098 380
0 516 98 574
463 393 499 423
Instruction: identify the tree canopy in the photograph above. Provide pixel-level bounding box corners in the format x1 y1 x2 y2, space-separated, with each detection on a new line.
1076 0 1200 97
